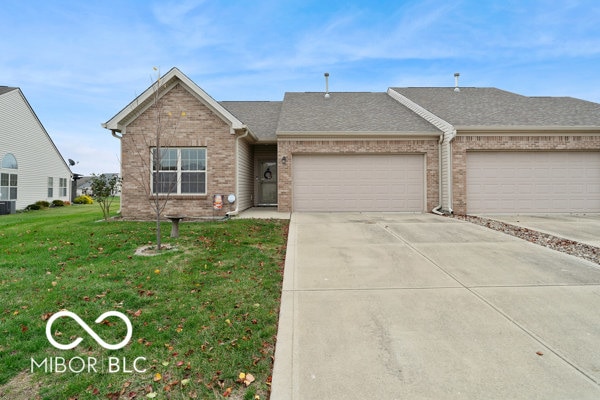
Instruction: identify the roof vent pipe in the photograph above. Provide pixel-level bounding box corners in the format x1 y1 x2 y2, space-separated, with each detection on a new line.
454 72 460 92
324 72 330 98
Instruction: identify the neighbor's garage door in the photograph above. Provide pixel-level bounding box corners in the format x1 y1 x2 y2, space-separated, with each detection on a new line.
292 154 424 212
467 152 600 213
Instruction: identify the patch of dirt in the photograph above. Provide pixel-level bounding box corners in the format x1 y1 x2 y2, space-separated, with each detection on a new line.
135 244 178 256
0 371 41 400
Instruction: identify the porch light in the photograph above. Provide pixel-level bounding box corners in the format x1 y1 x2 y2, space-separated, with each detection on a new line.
281 156 287 165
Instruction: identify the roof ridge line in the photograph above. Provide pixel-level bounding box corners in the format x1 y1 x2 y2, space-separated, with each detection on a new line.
386 88 454 134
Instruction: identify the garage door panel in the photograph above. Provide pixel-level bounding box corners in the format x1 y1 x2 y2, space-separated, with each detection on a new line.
467 152 600 213
293 154 424 212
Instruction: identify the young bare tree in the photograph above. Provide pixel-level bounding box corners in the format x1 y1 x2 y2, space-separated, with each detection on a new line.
126 68 186 250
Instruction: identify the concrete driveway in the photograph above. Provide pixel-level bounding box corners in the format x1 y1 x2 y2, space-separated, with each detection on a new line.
271 213 600 400
481 214 600 247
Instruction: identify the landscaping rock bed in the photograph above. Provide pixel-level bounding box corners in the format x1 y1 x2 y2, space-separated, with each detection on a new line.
454 215 600 265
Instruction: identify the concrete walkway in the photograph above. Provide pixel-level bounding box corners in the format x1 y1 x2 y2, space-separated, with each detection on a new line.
271 213 600 399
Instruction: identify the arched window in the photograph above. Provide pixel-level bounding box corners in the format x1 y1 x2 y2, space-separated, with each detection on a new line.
1 153 17 169
1 153 18 200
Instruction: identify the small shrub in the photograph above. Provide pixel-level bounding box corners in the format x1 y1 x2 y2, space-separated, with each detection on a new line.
26 204 41 211
73 195 94 204
51 200 65 207
35 200 50 208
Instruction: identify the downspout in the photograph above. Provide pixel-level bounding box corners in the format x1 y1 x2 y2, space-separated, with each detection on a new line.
387 88 456 214
104 126 123 213
440 128 457 214
226 127 250 217
432 134 444 215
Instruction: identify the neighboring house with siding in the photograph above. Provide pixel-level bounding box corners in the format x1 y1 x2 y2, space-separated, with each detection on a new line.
0 86 72 211
103 68 600 218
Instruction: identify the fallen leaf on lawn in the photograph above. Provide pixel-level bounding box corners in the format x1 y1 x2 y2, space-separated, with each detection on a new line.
146 393 157 399
51 281 57 287
41 312 53 321
223 387 232 397
154 269 160 274
153 373 162 382
244 373 255 386
21 325 28 333
162 361 169 366
238 372 246 380
181 378 190 386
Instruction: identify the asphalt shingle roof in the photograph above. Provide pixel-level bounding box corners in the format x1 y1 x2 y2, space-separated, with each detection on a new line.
220 101 282 141
276 92 439 134
391 87 600 128
0 86 18 96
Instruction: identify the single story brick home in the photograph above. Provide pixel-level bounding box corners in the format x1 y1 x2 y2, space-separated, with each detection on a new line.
102 67 600 218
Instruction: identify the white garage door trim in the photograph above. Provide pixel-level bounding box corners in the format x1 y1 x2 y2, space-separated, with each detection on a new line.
467 151 600 213
292 154 425 212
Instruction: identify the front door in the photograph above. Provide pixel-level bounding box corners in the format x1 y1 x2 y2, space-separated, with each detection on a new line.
258 161 277 205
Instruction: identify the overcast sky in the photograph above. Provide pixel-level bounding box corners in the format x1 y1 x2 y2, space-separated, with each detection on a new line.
2 0 599 175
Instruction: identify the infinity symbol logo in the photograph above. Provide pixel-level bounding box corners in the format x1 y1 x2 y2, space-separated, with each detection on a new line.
45 310 133 350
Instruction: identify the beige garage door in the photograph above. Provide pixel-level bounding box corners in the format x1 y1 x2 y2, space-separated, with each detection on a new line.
467 152 600 213
292 154 424 212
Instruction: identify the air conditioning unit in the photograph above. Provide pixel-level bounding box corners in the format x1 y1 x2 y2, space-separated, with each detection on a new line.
0 201 16 215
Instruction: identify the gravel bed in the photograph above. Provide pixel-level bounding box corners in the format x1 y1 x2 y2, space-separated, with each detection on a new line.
452 215 600 266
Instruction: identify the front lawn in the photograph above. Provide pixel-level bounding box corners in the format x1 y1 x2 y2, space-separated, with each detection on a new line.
0 203 288 399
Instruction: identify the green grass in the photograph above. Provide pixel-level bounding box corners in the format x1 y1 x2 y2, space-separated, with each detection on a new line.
0 202 288 399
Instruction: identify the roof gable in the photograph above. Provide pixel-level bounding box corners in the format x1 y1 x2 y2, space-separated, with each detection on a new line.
102 67 246 134
0 87 72 173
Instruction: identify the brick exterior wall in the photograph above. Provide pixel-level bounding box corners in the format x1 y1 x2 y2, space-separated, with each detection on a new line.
120 83 236 219
452 134 600 215
277 138 440 212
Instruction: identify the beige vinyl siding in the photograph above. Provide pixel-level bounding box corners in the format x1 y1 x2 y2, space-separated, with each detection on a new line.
236 138 253 212
0 89 71 209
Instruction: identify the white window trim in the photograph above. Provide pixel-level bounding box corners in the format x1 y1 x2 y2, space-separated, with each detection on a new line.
151 147 207 195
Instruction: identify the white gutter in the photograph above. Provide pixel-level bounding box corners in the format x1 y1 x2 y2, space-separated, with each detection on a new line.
226 127 250 217
387 88 456 214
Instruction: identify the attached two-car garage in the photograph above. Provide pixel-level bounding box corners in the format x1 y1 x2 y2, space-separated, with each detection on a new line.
292 154 425 212
467 151 600 213
288 151 600 213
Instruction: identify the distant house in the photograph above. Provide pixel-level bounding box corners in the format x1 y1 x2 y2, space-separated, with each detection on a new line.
103 68 600 217
76 174 121 196
0 86 72 211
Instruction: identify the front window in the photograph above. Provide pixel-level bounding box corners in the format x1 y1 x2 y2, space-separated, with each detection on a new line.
59 178 68 197
1 153 17 169
151 148 206 195
48 177 54 198
0 173 17 200
0 153 18 200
